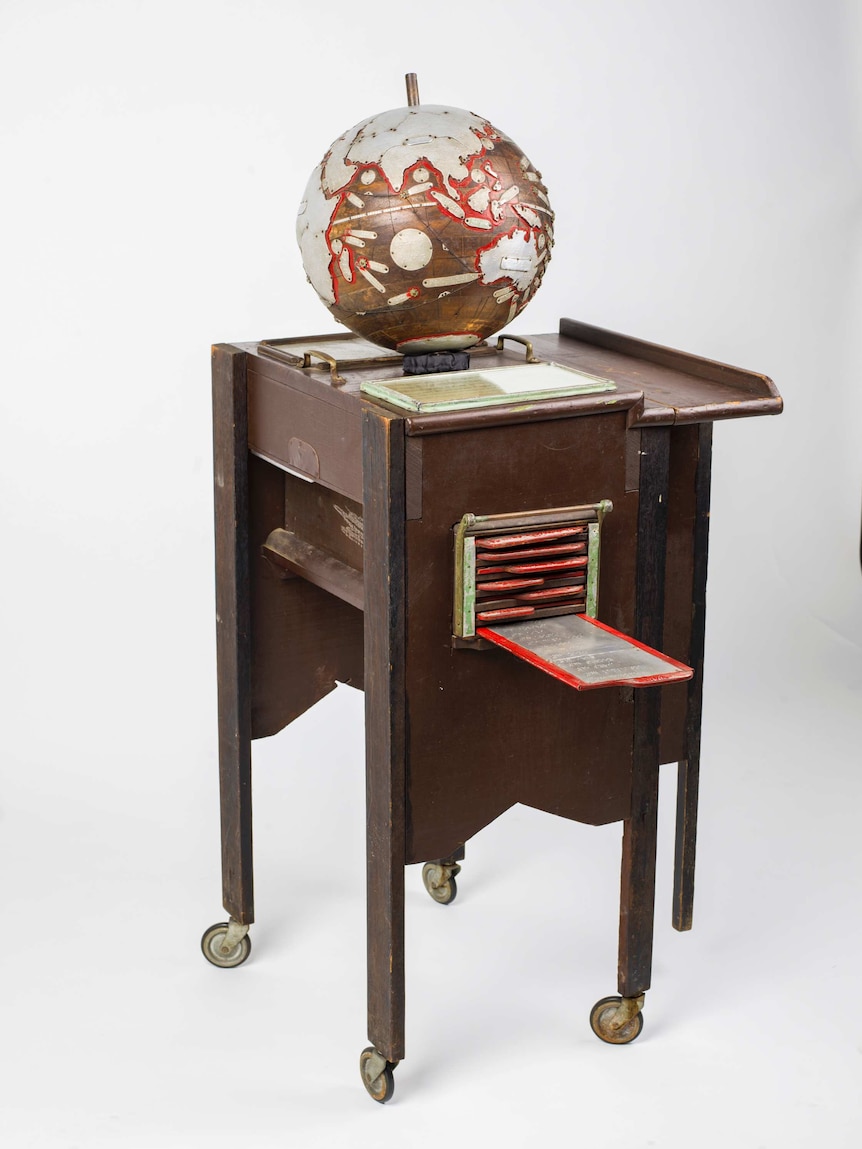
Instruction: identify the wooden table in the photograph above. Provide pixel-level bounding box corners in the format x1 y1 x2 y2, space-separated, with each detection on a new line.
202 318 781 1102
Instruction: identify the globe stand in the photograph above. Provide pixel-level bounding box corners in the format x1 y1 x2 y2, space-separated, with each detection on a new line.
402 350 471 376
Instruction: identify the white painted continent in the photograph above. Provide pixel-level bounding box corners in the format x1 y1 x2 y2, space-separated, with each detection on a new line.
478 228 541 292
322 105 497 196
297 105 503 305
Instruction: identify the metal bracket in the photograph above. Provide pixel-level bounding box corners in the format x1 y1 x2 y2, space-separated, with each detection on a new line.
220 918 250 955
362 1049 389 1085
453 513 477 638
424 860 462 890
608 993 645 1031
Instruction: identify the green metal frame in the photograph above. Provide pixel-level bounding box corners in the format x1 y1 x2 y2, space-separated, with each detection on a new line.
453 500 613 639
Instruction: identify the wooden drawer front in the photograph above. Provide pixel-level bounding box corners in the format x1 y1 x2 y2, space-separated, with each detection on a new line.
247 364 363 502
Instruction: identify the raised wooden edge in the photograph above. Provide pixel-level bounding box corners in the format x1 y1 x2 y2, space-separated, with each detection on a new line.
626 397 676 428
401 391 641 436
560 316 782 403
649 397 782 426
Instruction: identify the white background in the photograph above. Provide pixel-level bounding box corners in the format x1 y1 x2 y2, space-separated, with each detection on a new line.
2 1 861 1145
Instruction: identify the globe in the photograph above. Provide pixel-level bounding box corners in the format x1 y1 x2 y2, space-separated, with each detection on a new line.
296 99 554 355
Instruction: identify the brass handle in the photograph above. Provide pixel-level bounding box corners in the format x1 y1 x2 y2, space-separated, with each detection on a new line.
495 334 541 364
300 349 347 386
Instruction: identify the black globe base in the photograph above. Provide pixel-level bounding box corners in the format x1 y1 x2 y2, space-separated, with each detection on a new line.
402 351 471 376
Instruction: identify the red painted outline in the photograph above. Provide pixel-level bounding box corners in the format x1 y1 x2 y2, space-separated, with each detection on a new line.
327 242 354 306
323 157 456 299
476 615 693 692
473 222 540 287
318 123 521 302
478 525 586 548
427 188 469 226
475 541 586 562
333 160 442 200
445 150 500 212
401 159 447 196
476 606 535 622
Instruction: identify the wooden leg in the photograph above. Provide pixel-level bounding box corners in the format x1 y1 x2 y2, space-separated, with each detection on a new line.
618 426 670 997
673 754 700 931
212 345 254 926
619 687 662 996
673 422 713 931
362 408 407 1064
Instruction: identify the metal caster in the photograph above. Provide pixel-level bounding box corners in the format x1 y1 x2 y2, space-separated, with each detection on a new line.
589 994 645 1044
200 919 252 968
359 1047 396 1104
422 859 460 905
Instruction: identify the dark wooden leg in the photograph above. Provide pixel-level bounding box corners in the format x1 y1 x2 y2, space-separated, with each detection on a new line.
362 408 407 1064
618 426 670 997
673 422 713 931
212 345 254 926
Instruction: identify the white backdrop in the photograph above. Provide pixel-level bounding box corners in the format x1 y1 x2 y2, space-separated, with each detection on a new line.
1 1 860 1146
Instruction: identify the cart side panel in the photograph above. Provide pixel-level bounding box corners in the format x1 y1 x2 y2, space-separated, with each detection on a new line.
249 455 364 741
404 412 638 863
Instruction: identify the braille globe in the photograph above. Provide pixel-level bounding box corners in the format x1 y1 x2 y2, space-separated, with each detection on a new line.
296 103 554 354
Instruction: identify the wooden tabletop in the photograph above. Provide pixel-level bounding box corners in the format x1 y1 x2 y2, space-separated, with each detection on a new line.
233 318 781 500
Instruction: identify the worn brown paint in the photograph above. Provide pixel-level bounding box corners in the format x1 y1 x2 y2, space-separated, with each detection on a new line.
362 408 407 1063
212 345 254 925
673 421 713 931
209 318 781 1070
618 427 670 998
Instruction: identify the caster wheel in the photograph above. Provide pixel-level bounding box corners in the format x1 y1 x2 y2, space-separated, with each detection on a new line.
200 922 252 969
422 861 459 905
589 995 644 1045
360 1047 396 1104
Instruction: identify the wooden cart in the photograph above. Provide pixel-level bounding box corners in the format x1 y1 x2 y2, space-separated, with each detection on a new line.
203 318 781 1102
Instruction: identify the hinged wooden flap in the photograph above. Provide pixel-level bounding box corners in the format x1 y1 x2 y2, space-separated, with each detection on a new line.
477 614 692 691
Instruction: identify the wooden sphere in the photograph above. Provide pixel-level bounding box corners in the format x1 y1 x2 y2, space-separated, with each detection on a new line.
296 104 554 354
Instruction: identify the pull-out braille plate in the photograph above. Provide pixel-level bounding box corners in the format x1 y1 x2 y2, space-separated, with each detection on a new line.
478 614 693 690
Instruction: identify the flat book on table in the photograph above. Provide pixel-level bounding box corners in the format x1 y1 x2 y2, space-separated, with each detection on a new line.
361 362 616 413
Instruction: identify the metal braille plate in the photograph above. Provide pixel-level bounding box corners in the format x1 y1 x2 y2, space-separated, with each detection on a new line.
478 614 693 690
